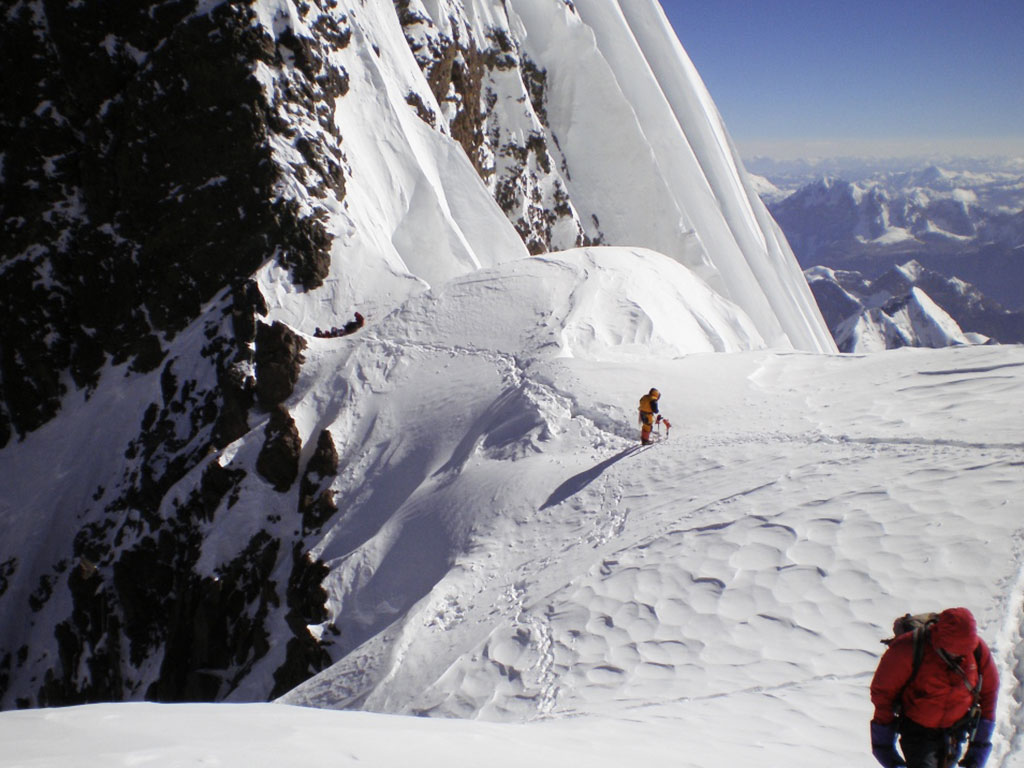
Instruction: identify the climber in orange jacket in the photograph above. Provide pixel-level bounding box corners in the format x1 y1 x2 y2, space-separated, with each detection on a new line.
638 388 661 445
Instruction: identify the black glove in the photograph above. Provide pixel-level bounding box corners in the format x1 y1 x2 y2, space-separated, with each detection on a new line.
960 718 995 768
871 720 907 768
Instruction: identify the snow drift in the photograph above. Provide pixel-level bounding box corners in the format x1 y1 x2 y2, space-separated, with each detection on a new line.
4 340 1024 765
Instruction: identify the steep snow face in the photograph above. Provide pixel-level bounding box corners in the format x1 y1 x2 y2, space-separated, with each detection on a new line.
501 0 833 352
258 0 834 353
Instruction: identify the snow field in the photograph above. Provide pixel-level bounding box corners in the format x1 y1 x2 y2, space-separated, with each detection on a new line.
273 249 1023 765
2 257 1023 766
10 340 1017 767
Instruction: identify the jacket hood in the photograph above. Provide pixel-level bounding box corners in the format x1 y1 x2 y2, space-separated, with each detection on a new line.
932 607 978 656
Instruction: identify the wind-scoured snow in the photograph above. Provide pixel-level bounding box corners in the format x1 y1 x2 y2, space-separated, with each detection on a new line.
4 339 1023 766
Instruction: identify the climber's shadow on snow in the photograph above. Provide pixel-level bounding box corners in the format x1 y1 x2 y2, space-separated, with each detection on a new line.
541 445 643 510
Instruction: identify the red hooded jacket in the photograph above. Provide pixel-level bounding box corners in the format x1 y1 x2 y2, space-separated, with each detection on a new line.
870 608 999 728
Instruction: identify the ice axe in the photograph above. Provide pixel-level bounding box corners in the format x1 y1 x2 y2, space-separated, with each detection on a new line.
656 414 671 439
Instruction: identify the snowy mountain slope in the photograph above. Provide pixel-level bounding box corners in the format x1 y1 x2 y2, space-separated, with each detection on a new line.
263 245 765 664
806 261 1024 350
0 0 837 709
832 287 973 353
507 0 833 352
279 336 1024 728
766 169 1024 310
4 341 1023 767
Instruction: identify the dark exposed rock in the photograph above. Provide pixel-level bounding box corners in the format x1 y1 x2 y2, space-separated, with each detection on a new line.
0 559 16 598
0 403 11 450
230 279 270 347
40 456 258 706
213 280 268 448
270 544 332 698
299 429 341 533
255 322 307 410
520 57 549 128
147 530 280 702
197 461 248 522
213 361 257 450
0 2 348 440
394 9 586 254
807 277 864 331
256 406 303 492
40 562 123 707
406 90 438 127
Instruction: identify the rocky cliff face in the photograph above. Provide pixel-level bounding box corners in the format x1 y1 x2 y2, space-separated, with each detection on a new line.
0 0 598 705
0 1 350 447
1 0 355 708
394 0 590 254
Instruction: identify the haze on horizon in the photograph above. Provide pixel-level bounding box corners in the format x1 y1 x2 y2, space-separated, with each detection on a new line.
659 0 1024 162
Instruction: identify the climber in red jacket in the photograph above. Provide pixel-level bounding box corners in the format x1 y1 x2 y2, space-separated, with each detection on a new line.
870 607 999 768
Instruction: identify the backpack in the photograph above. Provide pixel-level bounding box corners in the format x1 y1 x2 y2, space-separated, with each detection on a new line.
885 612 940 643
882 612 984 734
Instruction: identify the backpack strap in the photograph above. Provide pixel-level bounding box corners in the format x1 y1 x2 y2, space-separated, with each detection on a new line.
894 625 930 715
938 645 984 703
941 645 985 739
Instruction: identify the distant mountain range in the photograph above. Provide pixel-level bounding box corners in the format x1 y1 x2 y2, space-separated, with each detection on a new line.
758 165 1024 312
805 259 1024 352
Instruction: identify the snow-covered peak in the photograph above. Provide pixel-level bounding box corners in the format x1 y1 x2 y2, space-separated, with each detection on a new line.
895 259 926 282
747 172 788 205
805 259 1024 351
833 286 972 353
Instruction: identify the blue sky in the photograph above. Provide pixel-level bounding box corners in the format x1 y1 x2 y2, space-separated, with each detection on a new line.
658 0 1024 159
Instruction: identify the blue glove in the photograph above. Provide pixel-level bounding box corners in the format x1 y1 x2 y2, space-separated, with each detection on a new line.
871 720 907 768
960 718 995 768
